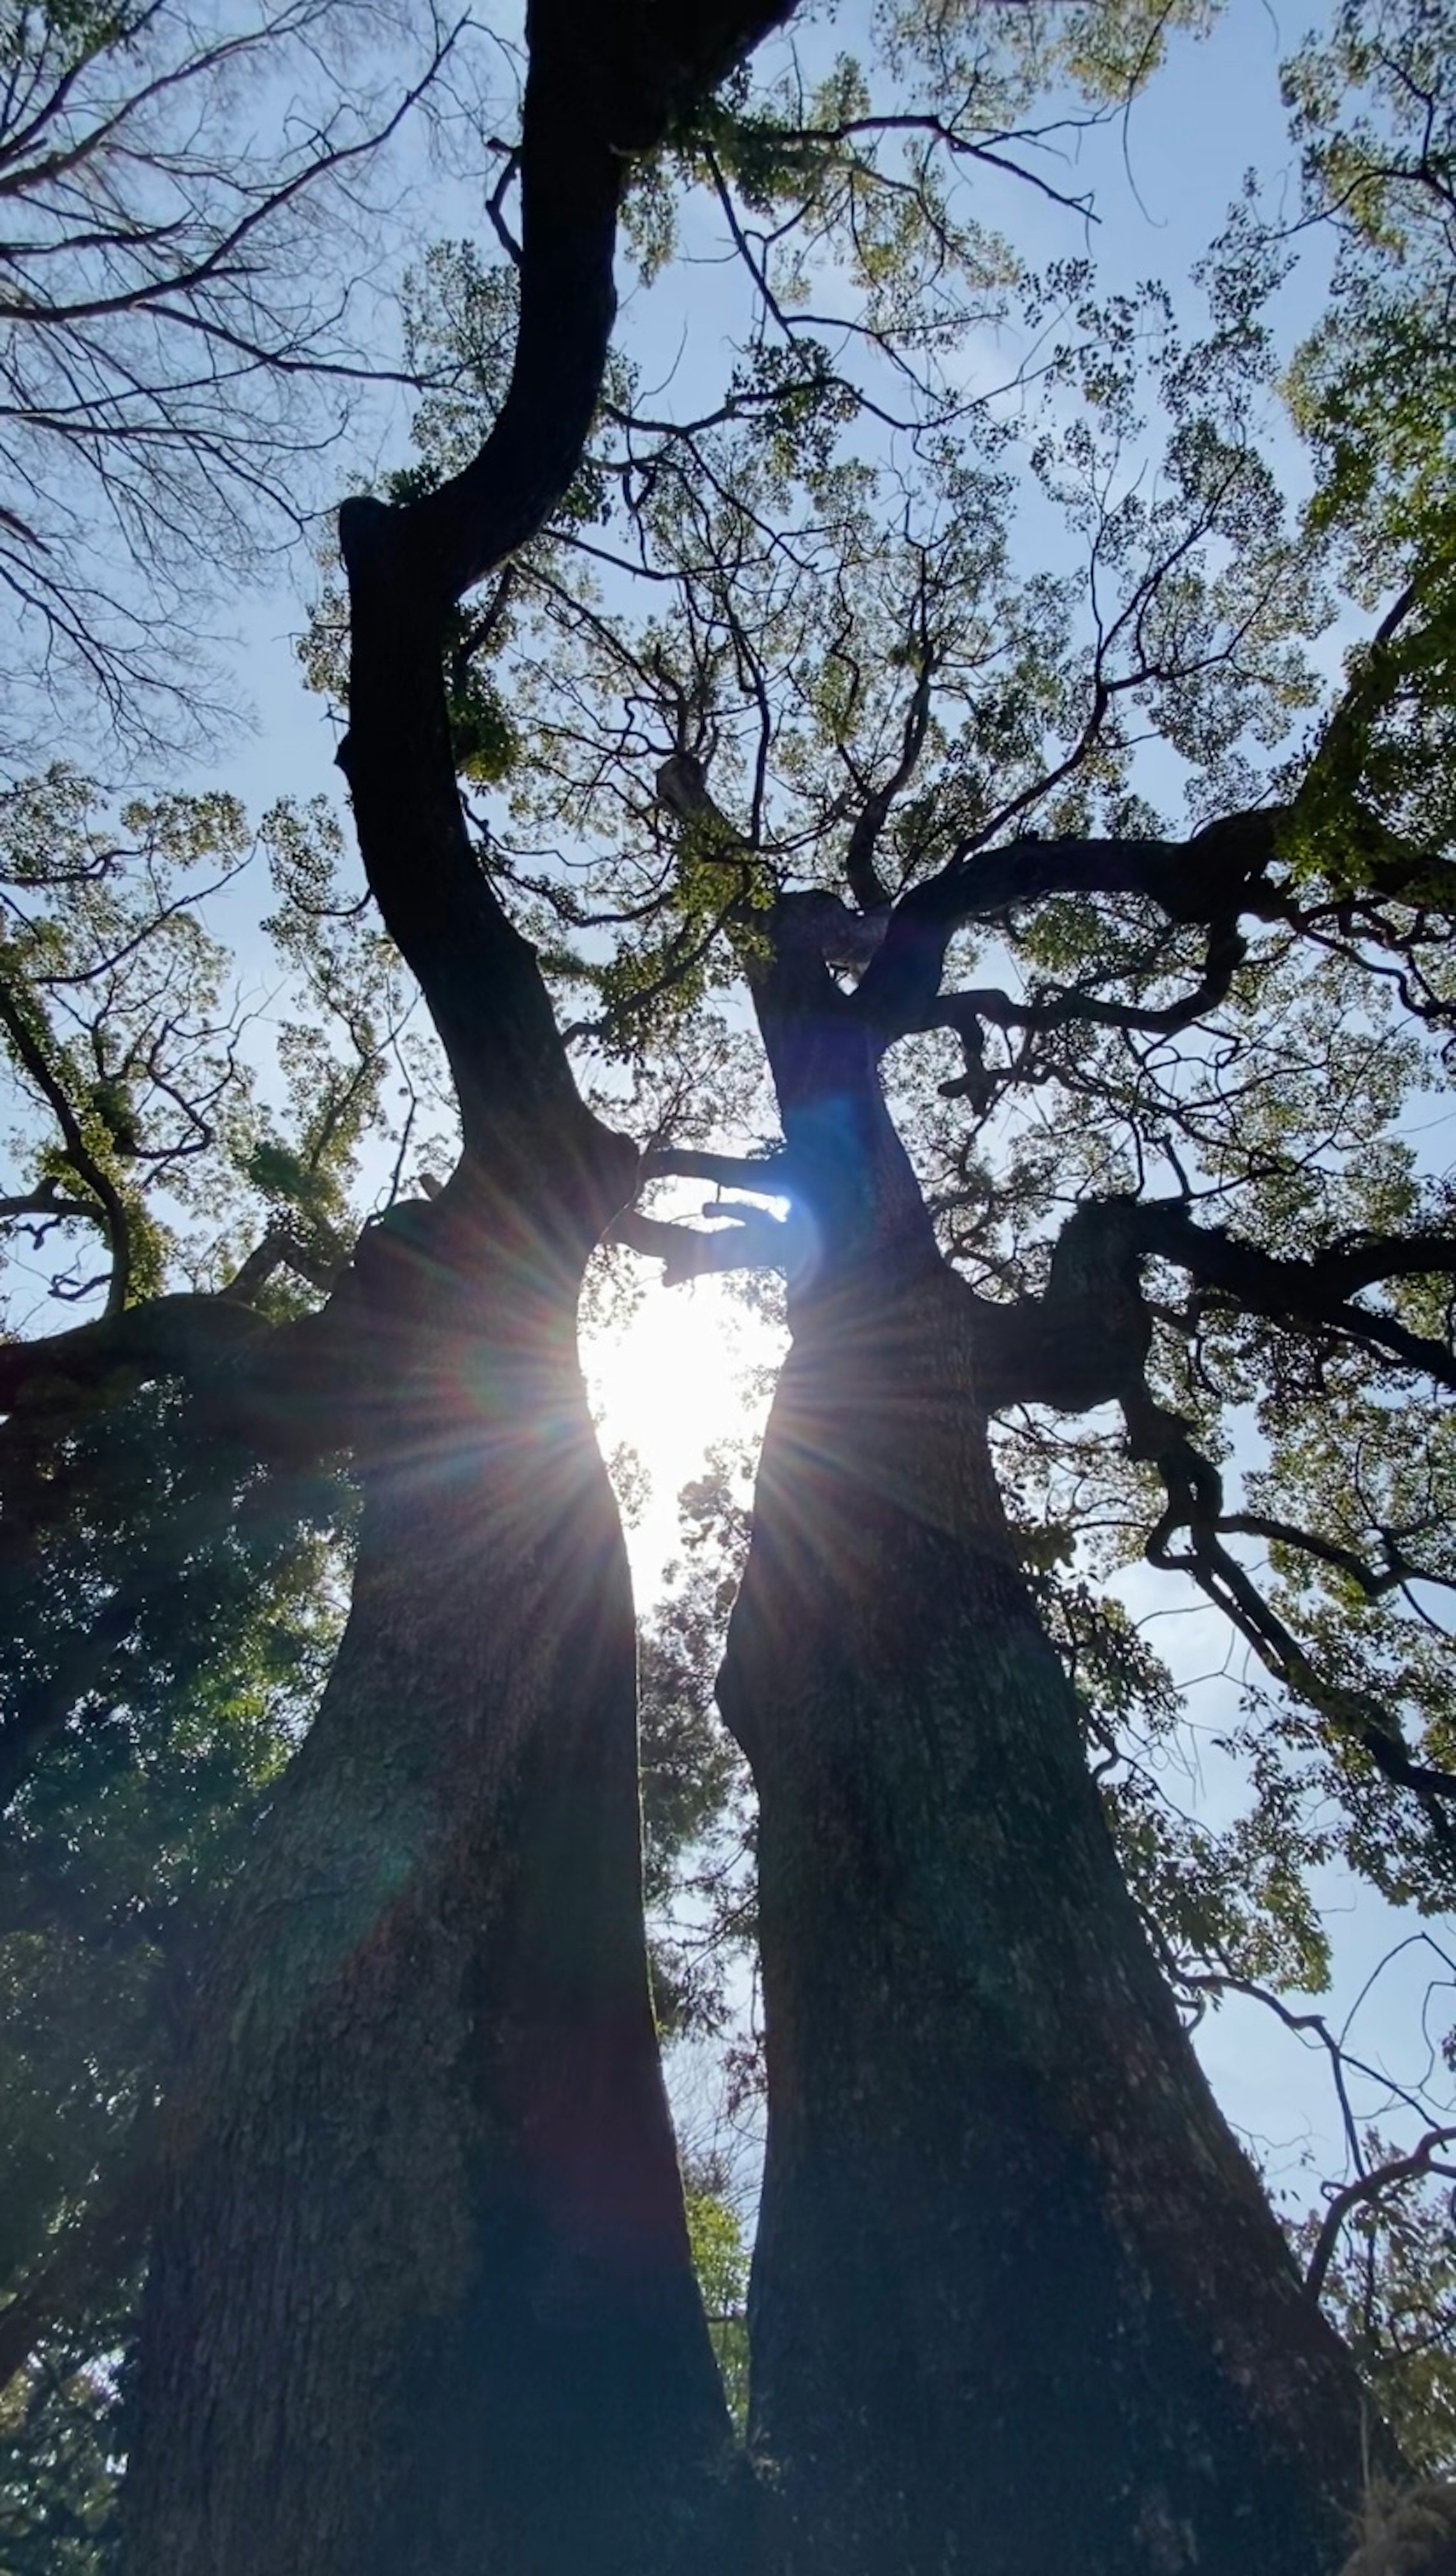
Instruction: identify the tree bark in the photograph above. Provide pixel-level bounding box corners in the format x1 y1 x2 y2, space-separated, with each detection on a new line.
123 1179 742 2576
717 930 1377 2576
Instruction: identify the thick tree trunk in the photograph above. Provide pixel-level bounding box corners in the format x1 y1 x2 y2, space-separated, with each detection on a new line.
121 10 802 2557
719 940 1374 2576
123 1184 738 2576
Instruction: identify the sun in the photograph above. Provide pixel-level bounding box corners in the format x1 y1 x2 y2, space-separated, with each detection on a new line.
583 1269 776 1596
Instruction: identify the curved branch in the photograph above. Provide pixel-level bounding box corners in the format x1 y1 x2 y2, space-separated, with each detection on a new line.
1305 2128 1456 2305
853 811 1284 1045
929 916 1246 1048
1124 1200 1456 1395
1213 1511 1445 1602
347 0 799 620
1122 1383 1456 1827
336 0 794 1193
969 1191 1456 1429
0 1178 109 1231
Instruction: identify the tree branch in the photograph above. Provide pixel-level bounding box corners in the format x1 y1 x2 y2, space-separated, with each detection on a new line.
0 1292 267 1416
1120 1382 1456 1828
843 648 934 911
929 915 1246 1048
335 2 795 1204
0 1178 108 1232
0 971 133 1311
642 1145 789 1193
852 812 1285 1046
1124 1200 1456 1394
612 1202 791 1283
345 0 800 621
968 1195 1456 1445
1305 2129 1456 2305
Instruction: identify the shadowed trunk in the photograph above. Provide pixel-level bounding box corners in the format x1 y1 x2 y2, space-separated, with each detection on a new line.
123 1177 741 2576
123 11 806 2543
718 929 1376 2576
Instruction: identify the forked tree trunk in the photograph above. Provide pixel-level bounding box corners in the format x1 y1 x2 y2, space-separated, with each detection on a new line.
717 947 1374 2576
123 1182 739 2576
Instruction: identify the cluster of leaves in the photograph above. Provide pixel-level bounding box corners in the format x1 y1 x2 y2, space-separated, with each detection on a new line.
0 770 256 1309
639 1445 759 2045
0 2315 125 2576
1280 0 1456 894
682 2159 752 2431
0 770 451 1324
1298 2127 1456 2476
0 1386 351 2564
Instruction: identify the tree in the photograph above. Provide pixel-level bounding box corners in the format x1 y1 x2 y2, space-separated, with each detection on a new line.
5 0 1456 2569
117 9 802 2574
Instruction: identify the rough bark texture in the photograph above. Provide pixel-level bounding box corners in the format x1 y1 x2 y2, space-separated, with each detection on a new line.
123 1185 741 2576
717 928 1376 2576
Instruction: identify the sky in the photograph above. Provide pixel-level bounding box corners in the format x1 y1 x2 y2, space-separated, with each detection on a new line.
41 0 1456 2228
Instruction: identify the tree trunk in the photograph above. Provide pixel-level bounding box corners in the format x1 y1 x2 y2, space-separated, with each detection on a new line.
119 11 802 2557
719 939 1374 2576
123 1181 739 2576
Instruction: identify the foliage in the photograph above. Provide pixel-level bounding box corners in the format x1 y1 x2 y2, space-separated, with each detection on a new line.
0 770 430 2558
0 1379 350 2566
640 1445 758 2042
683 2163 752 2430
0 769 256 1307
0 2325 126 2576
1280 0 1456 895
1299 2135 1456 2478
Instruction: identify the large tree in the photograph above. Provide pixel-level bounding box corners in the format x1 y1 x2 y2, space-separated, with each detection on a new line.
346 0 1455 2559
117 8 799 2574
3 0 1456 2570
